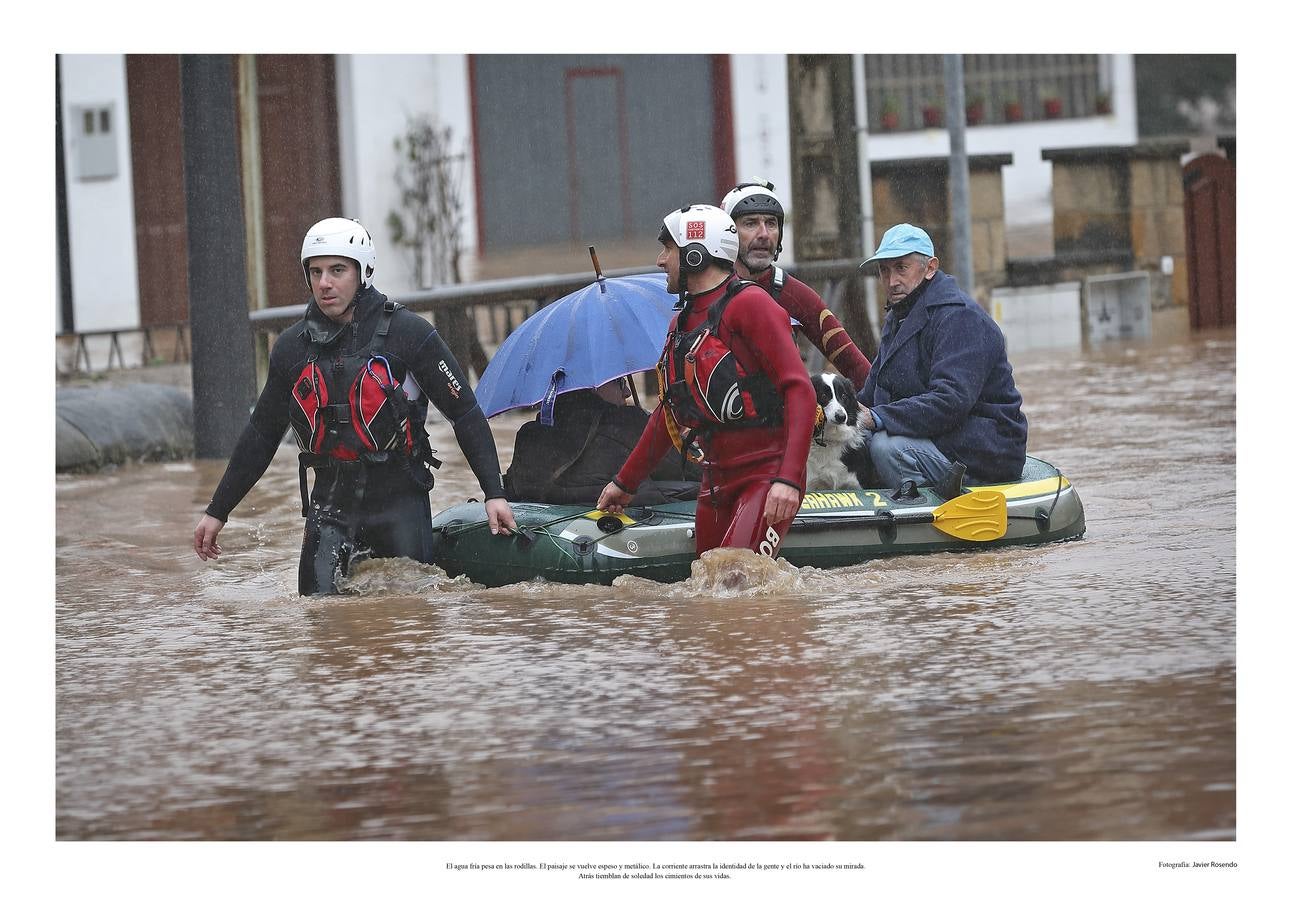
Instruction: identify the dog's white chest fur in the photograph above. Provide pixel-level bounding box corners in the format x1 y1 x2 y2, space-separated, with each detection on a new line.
806 373 869 491
807 425 868 490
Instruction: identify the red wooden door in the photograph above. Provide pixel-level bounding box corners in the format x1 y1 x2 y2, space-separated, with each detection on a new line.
126 55 189 327
1183 153 1236 329
254 55 342 307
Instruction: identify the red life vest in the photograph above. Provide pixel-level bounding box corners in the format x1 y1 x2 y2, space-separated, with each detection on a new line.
658 279 783 432
288 301 419 462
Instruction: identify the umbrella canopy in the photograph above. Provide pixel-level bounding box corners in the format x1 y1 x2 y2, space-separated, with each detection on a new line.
475 272 677 418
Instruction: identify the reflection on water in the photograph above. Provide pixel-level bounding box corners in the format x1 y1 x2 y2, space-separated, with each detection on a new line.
55 330 1235 840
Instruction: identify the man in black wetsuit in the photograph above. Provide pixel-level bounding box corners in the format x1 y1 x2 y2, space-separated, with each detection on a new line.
193 217 515 593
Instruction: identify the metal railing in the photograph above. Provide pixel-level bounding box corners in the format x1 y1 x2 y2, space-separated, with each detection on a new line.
57 323 191 375
57 259 872 378
248 259 874 365
865 53 1103 131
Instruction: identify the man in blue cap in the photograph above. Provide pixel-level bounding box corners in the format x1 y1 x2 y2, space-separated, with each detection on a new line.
856 223 1027 491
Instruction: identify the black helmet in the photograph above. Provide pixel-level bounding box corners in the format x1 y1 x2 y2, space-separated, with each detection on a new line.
721 179 785 258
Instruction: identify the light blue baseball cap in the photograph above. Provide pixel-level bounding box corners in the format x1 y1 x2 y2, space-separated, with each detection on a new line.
859 223 936 270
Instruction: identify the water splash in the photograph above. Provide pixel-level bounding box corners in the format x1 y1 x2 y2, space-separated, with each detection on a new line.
340 557 479 595
614 547 809 599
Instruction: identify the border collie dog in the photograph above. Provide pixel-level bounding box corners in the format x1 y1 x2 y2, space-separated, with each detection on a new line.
806 373 871 491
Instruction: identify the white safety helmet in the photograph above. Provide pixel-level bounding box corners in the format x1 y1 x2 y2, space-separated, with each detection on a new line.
721 179 785 258
659 204 739 273
300 217 376 288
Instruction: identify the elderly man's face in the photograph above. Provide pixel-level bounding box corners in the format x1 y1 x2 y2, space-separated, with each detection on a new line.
875 253 938 305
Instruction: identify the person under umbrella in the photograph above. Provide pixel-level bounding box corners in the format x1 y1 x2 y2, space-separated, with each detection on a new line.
504 376 700 506
475 263 702 505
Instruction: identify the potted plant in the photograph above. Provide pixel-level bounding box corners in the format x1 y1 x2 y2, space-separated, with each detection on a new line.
965 95 985 126
879 97 900 131
1095 91 1112 115
1003 96 1023 122
1042 92 1063 119
921 99 944 128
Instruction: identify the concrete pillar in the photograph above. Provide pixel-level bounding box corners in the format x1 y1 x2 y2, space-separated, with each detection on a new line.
181 55 257 458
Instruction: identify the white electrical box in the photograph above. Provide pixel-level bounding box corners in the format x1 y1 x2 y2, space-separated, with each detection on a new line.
1085 271 1152 343
71 103 119 180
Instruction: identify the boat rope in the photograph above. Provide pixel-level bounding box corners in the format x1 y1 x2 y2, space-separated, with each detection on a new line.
535 526 580 564
438 508 593 540
1005 467 1065 529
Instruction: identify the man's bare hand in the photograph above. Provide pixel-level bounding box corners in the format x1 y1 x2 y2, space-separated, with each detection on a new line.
194 514 225 561
764 482 801 526
859 404 876 430
485 498 516 535
597 482 634 515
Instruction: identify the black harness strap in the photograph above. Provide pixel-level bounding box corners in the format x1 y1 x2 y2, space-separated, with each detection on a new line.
296 301 437 516
769 265 785 300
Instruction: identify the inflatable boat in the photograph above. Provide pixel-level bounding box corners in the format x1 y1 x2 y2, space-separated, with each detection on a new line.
431 456 1084 587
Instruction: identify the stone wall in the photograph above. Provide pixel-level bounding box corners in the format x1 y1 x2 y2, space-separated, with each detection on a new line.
1042 142 1190 309
869 154 1013 305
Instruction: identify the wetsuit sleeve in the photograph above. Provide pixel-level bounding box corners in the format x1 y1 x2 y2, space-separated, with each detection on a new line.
775 274 868 387
780 279 872 387
405 325 507 500
449 407 507 500
729 290 816 493
204 338 295 522
614 404 676 494
869 305 996 438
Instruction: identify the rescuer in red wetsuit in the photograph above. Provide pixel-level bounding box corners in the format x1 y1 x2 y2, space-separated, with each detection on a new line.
721 180 871 388
596 204 816 558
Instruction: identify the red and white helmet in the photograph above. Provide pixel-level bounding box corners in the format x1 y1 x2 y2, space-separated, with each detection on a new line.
300 217 376 288
659 204 739 272
721 179 785 258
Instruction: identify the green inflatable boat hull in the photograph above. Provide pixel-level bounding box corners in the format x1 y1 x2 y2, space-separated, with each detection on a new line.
431 456 1085 587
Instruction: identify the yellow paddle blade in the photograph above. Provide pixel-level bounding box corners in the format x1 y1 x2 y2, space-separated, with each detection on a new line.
931 490 1007 541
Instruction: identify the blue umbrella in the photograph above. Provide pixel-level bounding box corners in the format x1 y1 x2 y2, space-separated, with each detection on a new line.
475 271 677 419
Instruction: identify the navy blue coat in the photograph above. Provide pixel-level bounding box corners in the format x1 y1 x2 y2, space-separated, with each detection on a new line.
861 270 1027 483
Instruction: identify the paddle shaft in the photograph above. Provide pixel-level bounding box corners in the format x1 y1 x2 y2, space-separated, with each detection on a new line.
792 490 1007 541
790 511 931 533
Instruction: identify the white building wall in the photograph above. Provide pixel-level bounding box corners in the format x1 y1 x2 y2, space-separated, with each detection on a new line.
59 54 139 331
336 54 477 296
729 55 796 263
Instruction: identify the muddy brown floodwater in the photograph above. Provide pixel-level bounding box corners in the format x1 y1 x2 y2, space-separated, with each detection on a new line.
55 329 1235 843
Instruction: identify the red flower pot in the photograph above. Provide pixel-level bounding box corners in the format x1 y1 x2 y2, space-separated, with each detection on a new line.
965 102 984 126
1004 101 1023 123
881 111 899 131
922 106 943 128
1043 98 1063 119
